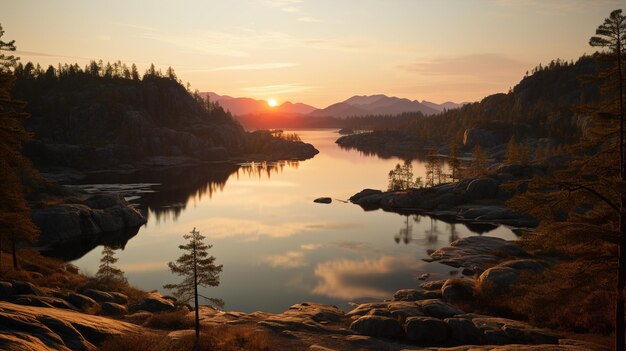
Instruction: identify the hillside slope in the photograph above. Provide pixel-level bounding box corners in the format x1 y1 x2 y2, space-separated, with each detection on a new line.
13 72 318 171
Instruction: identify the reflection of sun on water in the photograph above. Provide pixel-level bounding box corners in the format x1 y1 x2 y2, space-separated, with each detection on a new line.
267 98 278 107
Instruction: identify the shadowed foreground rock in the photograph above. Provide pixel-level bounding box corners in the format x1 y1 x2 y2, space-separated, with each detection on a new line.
33 194 147 261
0 301 145 351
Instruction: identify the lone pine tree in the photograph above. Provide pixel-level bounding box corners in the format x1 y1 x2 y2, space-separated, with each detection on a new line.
164 227 222 342
96 246 126 283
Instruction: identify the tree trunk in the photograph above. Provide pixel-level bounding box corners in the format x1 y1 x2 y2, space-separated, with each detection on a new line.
618 204 625 351
193 241 200 348
616 30 624 351
11 233 17 270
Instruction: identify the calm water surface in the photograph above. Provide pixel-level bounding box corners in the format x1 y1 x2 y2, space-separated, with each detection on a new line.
74 129 515 313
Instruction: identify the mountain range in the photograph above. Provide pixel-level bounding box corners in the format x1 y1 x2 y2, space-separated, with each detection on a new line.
200 92 317 116
201 92 465 118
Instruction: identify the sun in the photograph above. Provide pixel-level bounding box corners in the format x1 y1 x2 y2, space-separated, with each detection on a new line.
267 98 278 107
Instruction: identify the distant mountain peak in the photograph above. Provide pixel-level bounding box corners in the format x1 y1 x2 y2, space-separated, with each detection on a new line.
199 92 317 116
309 94 447 118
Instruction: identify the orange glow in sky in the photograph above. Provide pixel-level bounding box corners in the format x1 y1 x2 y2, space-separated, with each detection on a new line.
267 98 278 107
4 0 622 107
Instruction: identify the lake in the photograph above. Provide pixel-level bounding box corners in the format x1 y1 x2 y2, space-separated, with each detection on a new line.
73 129 516 313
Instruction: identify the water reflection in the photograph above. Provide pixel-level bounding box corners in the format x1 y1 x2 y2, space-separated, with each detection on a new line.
312 255 426 300
236 160 299 180
75 161 301 224
394 215 413 244
43 226 141 262
70 129 519 313
393 215 507 246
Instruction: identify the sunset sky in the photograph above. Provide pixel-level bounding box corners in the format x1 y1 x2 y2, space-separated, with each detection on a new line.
4 0 622 107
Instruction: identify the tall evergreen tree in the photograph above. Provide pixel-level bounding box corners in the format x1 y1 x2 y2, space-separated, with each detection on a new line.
0 24 39 271
448 139 461 182
471 145 488 177
164 228 222 343
130 63 139 81
507 10 625 349
589 9 626 350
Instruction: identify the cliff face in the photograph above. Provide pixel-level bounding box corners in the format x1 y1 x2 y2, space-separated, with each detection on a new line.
14 75 317 171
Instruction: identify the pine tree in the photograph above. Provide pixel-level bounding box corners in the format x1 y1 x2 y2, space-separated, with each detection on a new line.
0 23 40 271
0 25 17 72
506 135 530 165
448 139 461 182
164 228 222 343
507 10 625 349
425 151 439 187
130 64 139 81
166 66 177 80
589 9 626 350
96 246 126 283
472 145 488 177
387 160 416 191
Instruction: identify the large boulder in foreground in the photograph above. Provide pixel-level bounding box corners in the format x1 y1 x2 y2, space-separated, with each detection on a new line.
349 315 404 339
129 293 176 313
478 267 520 292
404 316 450 344
0 301 145 350
441 278 475 302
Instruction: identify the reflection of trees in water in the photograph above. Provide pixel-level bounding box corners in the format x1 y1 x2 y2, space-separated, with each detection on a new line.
131 164 236 223
424 217 440 244
448 223 459 243
236 160 299 180
394 215 413 244
77 161 301 223
393 215 497 246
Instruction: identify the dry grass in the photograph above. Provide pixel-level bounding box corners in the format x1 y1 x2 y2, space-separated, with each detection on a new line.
145 310 195 330
99 325 274 351
1 249 146 304
473 264 614 335
80 276 147 304
0 249 88 290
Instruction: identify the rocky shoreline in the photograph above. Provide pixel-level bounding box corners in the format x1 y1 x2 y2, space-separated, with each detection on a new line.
0 236 608 350
349 164 544 229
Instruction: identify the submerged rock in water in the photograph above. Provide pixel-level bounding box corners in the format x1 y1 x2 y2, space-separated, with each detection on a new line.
314 197 332 204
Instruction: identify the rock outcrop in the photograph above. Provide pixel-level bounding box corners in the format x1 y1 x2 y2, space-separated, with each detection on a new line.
0 301 145 351
349 167 541 227
32 194 146 261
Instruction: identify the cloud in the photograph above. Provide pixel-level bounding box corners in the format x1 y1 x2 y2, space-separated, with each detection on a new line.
263 251 306 268
298 17 322 23
139 30 252 57
332 241 371 251
263 0 302 12
312 255 424 299
242 83 316 96
98 35 111 41
261 242 323 268
210 63 297 71
190 218 349 241
300 243 322 251
490 0 617 15
14 50 92 61
397 53 531 82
